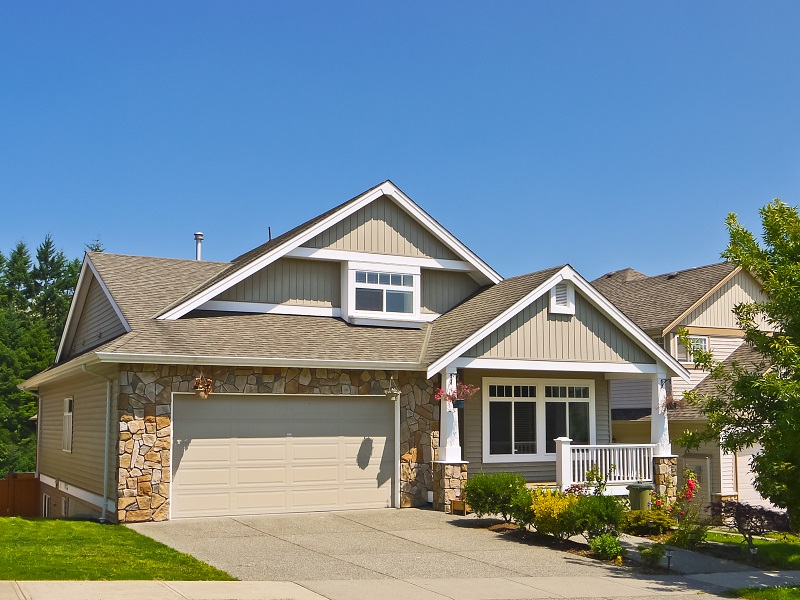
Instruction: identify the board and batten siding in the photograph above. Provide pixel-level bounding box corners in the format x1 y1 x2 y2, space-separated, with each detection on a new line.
38 371 117 499
302 195 459 260
421 270 481 315
66 276 126 359
685 271 771 330
464 293 655 364
216 258 340 307
462 369 610 482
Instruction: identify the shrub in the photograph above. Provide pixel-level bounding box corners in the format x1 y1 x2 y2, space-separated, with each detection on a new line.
622 509 676 536
569 494 626 541
665 469 709 549
589 533 627 561
638 542 666 569
509 487 535 529
529 488 581 540
462 472 527 522
709 501 790 553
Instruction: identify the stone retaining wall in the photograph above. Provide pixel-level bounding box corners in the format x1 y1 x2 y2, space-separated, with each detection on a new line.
117 365 439 522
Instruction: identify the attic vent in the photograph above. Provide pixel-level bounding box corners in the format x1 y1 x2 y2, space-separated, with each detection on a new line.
667 272 678 279
554 283 569 306
549 281 575 315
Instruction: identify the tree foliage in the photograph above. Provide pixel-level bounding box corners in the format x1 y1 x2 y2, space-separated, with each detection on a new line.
677 199 800 529
0 236 88 474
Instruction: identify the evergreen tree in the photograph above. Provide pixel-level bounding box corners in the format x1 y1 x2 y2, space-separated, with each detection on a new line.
31 234 80 344
4 242 32 312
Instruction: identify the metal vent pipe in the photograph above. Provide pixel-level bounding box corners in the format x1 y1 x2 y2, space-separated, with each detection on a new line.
194 232 204 260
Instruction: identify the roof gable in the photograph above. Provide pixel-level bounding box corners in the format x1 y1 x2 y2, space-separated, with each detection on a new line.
157 181 502 320
426 265 688 380
682 269 770 330
591 262 739 335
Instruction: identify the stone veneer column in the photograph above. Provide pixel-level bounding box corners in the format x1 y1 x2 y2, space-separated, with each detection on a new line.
653 456 678 504
432 462 467 512
117 365 439 522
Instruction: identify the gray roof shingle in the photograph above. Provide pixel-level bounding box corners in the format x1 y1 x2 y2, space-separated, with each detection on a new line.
591 262 737 335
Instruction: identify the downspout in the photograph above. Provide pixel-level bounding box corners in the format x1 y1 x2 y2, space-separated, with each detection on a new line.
30 391 41 478
82 364 114 523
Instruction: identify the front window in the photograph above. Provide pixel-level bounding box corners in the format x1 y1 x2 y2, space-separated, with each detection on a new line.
484 378 595 462
354 270 414 314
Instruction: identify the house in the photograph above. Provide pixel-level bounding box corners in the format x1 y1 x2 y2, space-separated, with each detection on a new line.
592 263 773 507
22 181 689 523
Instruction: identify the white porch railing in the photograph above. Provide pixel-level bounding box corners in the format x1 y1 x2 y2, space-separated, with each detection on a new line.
555 437 655 493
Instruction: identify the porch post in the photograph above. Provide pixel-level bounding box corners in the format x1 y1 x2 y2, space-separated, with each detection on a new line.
650 368 671 456
437 368 462 462
555 437 572 491
651 367 678 503
433 366 468 512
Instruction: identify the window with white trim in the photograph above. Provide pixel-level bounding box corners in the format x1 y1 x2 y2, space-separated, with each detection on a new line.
62 397 74 453
484 378 595 462
549 281 575 315
677 335 708 363
345 261 422 325
42 494 51 517
354 270 414 313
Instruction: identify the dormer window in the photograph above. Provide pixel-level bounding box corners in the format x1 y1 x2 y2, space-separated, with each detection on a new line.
345 262 422 327
549 281 575 315
355 270 414 313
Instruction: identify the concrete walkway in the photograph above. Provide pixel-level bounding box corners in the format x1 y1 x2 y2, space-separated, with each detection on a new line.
3 571 800 600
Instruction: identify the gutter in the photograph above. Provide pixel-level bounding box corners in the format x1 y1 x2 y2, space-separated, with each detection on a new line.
81 364 115 523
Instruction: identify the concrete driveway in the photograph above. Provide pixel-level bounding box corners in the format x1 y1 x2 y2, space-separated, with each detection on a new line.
129 508 621 582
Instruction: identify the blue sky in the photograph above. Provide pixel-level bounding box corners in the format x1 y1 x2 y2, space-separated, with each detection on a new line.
2 2 799 280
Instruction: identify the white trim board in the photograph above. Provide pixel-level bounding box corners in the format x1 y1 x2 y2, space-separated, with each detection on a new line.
157 181 502 321
39 473 115 513
427 265 690 382
451 358 665 374
199 300 341 317
287 247 477 273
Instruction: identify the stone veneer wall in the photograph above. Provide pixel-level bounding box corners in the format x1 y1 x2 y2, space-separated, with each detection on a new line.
117 365 439 523
653 456 678 504
432 462 467 512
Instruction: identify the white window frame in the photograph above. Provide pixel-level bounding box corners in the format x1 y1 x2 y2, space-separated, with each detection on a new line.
676 335 709 363
549 281 575 315
482 377 595 463
42 493 51 517
343 261 422 326
62 397 74 453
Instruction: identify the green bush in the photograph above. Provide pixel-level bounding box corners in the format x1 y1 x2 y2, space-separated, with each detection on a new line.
510 487 536 529
622 509 676 535
462 472 528 522
638 542 666 569
589 533 627 560
569 494 626 541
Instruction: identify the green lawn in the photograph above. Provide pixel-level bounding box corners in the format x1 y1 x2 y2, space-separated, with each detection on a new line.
731 586 800 600
0 517 235 580
705 531 800 570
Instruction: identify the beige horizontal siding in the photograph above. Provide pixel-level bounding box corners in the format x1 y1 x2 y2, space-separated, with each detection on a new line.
462 369 610 482
421 270 480 314
609 379 651 410
67 276 126 359
216 258 340 307
465 292 655 363
302 195 459 260
685 271 772 330
38 370 117 499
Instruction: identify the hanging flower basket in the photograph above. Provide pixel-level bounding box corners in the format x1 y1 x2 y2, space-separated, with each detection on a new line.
193 374 213 399
434 382 480 408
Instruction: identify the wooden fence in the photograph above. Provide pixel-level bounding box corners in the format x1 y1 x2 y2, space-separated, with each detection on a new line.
0 473 39 517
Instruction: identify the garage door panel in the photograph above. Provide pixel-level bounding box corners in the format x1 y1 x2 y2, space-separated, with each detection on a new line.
173 395 394 518
235 467 287 485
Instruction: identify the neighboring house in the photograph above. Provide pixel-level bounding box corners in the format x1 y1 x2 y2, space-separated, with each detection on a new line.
22 181 688 523
592 263 773 507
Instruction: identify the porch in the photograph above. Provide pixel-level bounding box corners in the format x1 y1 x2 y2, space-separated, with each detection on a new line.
554 438 657 495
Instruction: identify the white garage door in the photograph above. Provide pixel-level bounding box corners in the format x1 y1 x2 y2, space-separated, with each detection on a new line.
172 394 395 518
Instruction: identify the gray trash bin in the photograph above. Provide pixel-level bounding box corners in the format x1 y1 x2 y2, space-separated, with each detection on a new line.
627 483 654 510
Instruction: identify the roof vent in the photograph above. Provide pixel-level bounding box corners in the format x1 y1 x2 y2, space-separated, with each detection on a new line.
667 271 678 279
194 232 204 261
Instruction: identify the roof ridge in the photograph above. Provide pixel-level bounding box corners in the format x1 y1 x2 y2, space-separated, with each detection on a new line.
89 252 230 266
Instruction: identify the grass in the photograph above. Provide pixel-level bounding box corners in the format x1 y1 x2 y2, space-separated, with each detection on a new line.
730 586 800 599
703 530 800 570
0 517 236 580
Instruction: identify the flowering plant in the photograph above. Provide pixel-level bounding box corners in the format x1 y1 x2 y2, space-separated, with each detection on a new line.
433 382 480 403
